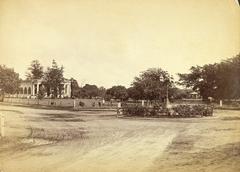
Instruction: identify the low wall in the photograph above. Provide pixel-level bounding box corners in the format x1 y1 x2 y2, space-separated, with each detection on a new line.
3 97 117 108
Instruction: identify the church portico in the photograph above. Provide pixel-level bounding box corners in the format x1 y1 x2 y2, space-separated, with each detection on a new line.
17 79 71 98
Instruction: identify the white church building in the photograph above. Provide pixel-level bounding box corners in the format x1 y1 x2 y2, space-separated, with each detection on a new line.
18 79 71 98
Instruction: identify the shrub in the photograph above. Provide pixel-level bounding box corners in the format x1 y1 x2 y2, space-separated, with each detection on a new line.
122 105 146 117
79 101 85 107
122 104 213 118
122 104 166 117
171 104 213 117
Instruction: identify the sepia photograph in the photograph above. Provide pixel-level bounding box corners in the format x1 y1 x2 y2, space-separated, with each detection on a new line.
0 0 240 171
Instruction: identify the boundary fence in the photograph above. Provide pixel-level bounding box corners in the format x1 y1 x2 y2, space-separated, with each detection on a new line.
3 97 118 109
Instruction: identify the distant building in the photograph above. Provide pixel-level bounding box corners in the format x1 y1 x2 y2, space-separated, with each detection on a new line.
189 91 201 99
17 79 71 98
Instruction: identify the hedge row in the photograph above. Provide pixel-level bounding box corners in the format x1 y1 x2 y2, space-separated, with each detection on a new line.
121 104 213 118
171 104 213 117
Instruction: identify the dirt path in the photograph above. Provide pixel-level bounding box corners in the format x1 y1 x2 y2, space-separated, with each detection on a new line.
0 104 240 172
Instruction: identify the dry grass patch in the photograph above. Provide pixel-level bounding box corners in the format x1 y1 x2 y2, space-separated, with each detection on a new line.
28 127 87 141
221 116 240 121
37 113 85 122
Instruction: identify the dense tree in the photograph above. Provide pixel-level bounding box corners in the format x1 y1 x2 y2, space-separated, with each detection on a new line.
70 78 81 98
43 60 64 98
127 86 143 101
131 68 174 101
178 53 240 100
178 64 218 100
98 86 106 98
170 88 191 100
216 55 240 99
26 60 44 80
37 85 46 99
0 65 20 95
105 85 128 101
81 84 99 98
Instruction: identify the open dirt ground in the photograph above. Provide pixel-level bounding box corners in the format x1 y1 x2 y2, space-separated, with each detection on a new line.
0 104 240 172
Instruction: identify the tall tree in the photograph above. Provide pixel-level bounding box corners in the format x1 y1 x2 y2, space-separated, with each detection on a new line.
98 86 106 98
127 86 143 101
43 60 64 98
0 65 20 95
178 53 240 100
170 88 191 100
26 60 44 80
178 64 218 100
131 68 174 101
105 85 128 101
81 84 99 98
70 78 80 98
216 54 240 99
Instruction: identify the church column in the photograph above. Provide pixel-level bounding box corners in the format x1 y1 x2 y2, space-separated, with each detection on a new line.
63 84 66 96
32 84 35 96
67 83 71 97
37 83 39 95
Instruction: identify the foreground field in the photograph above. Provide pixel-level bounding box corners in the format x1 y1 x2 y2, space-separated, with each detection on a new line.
0 104 240 172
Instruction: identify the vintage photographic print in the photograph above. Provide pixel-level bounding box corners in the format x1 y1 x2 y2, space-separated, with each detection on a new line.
0 0 240 172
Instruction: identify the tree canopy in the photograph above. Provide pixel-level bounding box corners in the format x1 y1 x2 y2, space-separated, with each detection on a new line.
131 68 174 101
43 60 64 98
26 60 44 80
105 85 128 101
70 78 80 98
81 84 99 98
0 65 20 94
178 53 240 100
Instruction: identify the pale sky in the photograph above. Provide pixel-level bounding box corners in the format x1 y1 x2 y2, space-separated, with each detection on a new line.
0 0 239 88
